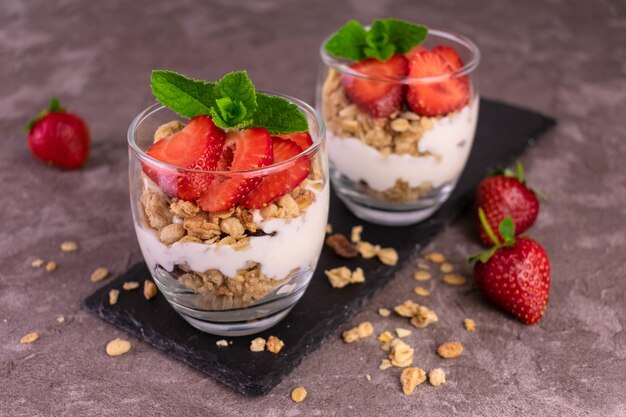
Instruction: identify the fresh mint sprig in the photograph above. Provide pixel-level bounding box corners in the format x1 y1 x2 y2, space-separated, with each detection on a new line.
325 18 428 62
150 70 308 134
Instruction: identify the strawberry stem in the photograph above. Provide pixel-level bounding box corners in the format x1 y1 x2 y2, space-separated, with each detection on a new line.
516 161 524 182
478 207 501 246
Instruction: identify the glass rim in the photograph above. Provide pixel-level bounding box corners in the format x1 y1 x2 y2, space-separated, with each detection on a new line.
319 27 481 84
127 91 326 176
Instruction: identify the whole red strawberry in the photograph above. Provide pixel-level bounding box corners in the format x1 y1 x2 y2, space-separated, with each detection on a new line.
471 212 550 324
26 98 90 170
476 162 540 246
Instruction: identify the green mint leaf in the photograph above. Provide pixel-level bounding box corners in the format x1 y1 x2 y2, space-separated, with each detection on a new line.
498 216 516 244
252 93 308 134
325 18 427 62
383 18 428 54
216 71 257 115
324 20 368 61
211 97 251 130
363 20 395 61
150 70 217 118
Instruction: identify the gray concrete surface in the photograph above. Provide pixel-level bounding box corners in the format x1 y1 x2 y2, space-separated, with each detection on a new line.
1 0 625 416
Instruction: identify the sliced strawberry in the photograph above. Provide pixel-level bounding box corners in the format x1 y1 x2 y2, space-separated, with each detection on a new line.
143 115 225 200
275 132 313 151
197 128 273 212
404 45 428 61
406 50 469 117
240 138 310 209
341 54 408 118
432 45 464 71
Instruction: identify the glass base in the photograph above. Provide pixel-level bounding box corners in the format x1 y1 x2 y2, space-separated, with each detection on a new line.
151 265 313 336
337 194 441 226
330 168 456 226
179 306 294 336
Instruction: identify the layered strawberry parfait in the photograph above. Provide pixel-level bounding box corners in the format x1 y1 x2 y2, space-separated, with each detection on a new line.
319 19 480 225
129 70 328 335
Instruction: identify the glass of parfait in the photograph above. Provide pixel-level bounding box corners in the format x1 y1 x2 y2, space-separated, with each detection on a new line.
318 19 480 226
128 71 328 336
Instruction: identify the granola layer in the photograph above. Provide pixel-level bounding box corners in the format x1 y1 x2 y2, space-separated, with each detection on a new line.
322 69 439 158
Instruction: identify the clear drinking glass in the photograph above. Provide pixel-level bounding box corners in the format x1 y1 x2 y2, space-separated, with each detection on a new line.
128 94 328 336
318 28 480 226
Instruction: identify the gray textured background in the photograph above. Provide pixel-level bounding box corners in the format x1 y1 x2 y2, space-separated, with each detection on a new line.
1 0 625 416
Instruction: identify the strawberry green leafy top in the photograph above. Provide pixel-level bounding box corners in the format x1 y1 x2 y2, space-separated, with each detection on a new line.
150 70 308 134
324 19 428 62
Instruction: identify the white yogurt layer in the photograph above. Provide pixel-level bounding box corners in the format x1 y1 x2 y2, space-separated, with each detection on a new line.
135 183 330 280
328 99 479 192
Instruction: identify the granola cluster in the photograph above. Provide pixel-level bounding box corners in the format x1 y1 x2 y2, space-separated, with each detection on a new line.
141 182 318 250
178 263 291 305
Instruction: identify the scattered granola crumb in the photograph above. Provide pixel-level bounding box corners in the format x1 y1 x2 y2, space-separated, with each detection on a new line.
60 241 79 252
410 306 438 329
443 274 467 286
106 338 131 356
389 339 414 367
379 359 392 370
425 252 446 263
90 267 109 282
216 339 228 348
109 289 120 305
326 224 333 234
394 300 438 328
325 266 365 288
377 331 394 351
291 387 307 403
325 233 358 258
437 341 464 359
45 261 57 272
266 336 284 353
31 259 44 268
351 225 363 243
250 337 266 352
20 332 39 344
428 368 446 386
378 308 391 317
413 271 431 281
143 280 158 300
377 247 398 266
414 286 430 296
56 316 65 324
123 281 140 291
366 374 372 381
343 322 374 343
356 241 380 259
400 367 426 395
396 328 412 338
440 262 454 273
464 318 476 332
417 262 430 270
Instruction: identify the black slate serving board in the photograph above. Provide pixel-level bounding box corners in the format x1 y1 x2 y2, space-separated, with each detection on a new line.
85 98 555 396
